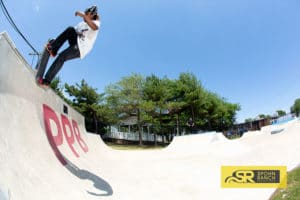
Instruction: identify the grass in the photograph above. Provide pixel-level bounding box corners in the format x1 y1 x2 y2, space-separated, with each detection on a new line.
270 166 300 200
227 134 242 140
105 142 166 150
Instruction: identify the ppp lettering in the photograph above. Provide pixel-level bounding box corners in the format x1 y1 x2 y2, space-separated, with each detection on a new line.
43 104 88 165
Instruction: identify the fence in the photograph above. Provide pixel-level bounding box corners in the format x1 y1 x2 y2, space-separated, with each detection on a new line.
103 127 164 143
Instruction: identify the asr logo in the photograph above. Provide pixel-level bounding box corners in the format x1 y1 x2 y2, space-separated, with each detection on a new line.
221 166 287 188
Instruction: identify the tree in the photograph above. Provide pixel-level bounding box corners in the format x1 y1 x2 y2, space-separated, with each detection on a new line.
175 73 203 127
143 75 170 145
106 74 145 145
258 114 266 119
245 118 253 123
65 80 105 133
199 91 240 131
221 101 240 130
291 98 300 117
49 77 71 104
276 110 286 117
105 72 241 143
259 114 271 119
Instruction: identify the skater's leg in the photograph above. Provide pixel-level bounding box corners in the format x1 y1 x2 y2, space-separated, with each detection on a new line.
44 45 80 84
50 27 78 55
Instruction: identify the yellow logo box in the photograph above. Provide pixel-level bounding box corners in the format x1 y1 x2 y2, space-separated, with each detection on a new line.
221 166 287 188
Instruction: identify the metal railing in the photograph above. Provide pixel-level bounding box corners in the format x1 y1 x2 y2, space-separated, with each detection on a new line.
103 127 163 142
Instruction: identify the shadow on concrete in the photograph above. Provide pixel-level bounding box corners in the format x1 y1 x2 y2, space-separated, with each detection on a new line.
64 157 113 197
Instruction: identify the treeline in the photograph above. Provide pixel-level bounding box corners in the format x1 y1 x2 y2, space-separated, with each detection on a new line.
291 99 300 117
244 99 300 123
244 110 287 123
51 72 240 144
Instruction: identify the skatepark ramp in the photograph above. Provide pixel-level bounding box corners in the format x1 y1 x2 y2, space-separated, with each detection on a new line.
1 31 300 200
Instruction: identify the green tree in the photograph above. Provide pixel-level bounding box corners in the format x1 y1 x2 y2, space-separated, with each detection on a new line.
276 110 286 117
143 75 170 145
291 99 300 117
258 114 266 119
105 72 241 142
65 80 105 133
258 114 271 119
176 73 203 126
106 74 145 145
245 118 253 123
49 77 71 104
199 91 240 131
221 101 240 130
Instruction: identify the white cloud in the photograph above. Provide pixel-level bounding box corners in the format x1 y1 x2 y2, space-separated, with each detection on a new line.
32 0 41 13
34 5 40 13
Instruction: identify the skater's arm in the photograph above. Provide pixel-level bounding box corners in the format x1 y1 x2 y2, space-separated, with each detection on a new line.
75 11 99 30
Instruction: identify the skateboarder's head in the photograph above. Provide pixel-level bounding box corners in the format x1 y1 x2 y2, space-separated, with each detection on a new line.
85 5 98 20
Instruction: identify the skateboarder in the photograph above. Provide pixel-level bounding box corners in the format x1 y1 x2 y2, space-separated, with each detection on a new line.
37 5 100 86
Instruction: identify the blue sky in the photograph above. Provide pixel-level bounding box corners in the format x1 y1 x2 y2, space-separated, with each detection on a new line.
1 0 300 123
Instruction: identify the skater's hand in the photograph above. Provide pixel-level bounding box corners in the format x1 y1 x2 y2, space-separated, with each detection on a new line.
75 10 99 31
75 11 84 17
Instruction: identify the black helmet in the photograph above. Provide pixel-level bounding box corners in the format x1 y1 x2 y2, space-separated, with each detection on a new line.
85 5 97 15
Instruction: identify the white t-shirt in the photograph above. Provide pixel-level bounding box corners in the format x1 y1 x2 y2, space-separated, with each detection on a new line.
75 20 100 59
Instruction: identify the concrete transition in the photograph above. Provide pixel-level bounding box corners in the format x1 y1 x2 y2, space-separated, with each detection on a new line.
0 31 300 200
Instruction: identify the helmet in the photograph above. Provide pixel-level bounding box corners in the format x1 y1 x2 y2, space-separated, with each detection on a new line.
85 5 98 15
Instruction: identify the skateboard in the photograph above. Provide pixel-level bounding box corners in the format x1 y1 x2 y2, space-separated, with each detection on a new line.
35 40 53 88
35 45 50 81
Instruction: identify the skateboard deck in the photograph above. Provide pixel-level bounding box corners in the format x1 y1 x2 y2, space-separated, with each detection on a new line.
35 46 50 81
